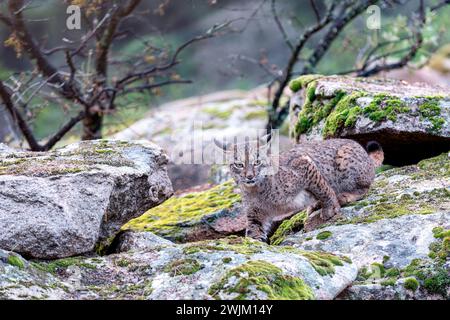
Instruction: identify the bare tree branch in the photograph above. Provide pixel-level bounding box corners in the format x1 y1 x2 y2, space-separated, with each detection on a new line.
0 79 41 151
357 0 426 76
270 0 293 52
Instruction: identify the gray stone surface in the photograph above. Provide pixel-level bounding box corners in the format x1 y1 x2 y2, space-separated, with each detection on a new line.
0 236 356 300
0 140 173 259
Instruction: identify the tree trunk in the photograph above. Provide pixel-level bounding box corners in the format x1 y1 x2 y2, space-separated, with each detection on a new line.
82 112 102 140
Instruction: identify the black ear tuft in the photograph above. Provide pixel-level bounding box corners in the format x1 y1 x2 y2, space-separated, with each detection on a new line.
213 138 231 151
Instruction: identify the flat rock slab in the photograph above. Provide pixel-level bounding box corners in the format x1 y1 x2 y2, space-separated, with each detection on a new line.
289 75 450 165
282 212 449 269
0 236 357 300
0 140 173 259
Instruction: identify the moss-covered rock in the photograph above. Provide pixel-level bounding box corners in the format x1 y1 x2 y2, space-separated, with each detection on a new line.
208 260 315 300
289 75 450 165
0 233 355 300
122 181 245 242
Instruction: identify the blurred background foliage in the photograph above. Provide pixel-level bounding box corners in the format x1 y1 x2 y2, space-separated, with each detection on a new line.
0 0 449 140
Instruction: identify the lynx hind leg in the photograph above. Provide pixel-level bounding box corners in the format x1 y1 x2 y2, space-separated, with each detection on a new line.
291 155 341 221
337 188 369 206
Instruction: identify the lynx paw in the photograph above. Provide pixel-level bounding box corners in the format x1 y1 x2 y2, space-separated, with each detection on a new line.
320 204 340 220
304 205 341 232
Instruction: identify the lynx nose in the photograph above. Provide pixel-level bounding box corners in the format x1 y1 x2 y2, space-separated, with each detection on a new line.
246 174 254 180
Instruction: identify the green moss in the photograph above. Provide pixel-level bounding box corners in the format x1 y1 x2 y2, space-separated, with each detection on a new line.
184 236 351 277
222 257 232 264
316 231 332 240
381 278 397 286
269 211 307 245
289 75 322 92
423 268 450 296
0 141 137 177
208 260 314 300
183 236 264 256
418 98 444 132
429 227 450 262
95 149 115 154
7 254 25 269
298 251 346 276
340 185 445 225
375 164 396 174
385 267 400 277
417 152 450 178
362 94 409 122
244 110 267 120
32 257 96 274
403 277 419 291
203 107 233 120
122 181 241 239
364 228 450 297
115 258 131 268
294 88 347 136
164 258 203 276
322 92 364 137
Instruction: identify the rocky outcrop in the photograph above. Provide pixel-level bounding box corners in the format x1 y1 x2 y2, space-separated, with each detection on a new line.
0 236 356 300
0 140 173 259
275 152 450 299
289 75 450 165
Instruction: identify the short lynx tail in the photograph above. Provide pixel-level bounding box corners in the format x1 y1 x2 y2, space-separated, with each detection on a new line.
366 141 384 167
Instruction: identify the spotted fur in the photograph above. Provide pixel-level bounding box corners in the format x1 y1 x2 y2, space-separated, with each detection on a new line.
216 137 383 241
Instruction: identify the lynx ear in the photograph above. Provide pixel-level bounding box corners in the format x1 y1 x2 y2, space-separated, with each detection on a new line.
258 133 272 147
213 138 232 152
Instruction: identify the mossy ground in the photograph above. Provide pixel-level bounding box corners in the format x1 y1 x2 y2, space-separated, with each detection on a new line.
208 260 315 300
184 236 351 277
122 181 241 240
164 258 203 276
32 257 97 274
269 211 307 245
316 231 332 240
336 153 450 225
7 254 25 269
356 226 449 297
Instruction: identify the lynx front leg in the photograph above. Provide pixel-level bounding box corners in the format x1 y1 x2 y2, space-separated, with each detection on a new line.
245 207 271 242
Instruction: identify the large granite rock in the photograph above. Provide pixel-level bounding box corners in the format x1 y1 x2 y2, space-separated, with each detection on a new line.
289 75 450 165
0 140 173 259
0 236 356 300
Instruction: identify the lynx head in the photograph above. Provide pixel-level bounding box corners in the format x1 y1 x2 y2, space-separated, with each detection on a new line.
214 134 273 188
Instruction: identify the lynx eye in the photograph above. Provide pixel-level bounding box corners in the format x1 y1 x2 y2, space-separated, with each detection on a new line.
253 159 262 167
233 162 244 169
